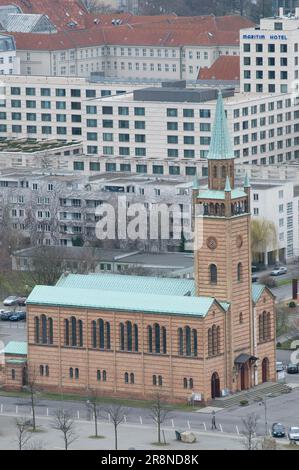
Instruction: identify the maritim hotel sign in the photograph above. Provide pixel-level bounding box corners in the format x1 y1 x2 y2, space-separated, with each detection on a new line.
242 33 288 40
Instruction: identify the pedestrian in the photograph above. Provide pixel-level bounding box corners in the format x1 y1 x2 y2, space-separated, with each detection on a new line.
211 410 217 430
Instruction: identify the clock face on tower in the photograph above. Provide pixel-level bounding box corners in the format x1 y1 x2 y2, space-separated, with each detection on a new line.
207 237 217 250
236 235 243 248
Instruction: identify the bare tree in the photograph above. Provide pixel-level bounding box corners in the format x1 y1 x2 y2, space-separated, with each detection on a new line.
149 392 171 445
241 413 259 450
15 417 32 450
23 367 39 432
261 436 277 450
86 389 102 438
105 404 126 450
52 409 77 450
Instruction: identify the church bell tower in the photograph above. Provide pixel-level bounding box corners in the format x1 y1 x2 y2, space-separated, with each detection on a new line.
193 92 254 391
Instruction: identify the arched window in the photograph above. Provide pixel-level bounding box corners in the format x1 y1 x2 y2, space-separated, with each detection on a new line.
106 322 111 350
75 368 79 379
267 312 271 339
34 317 39 344
153 374 157 386
48 318 53 344
178 328 183 355
162 327 167 354
213 165 217 177
154 323 160 353
259 314 263 342
126 321 132 352
92 321 97 348
78 320 83 347
148 325 153 353
239 312 243 324
185 326 191 356
158 375 163 386
192 329 198 356
134 324 138 352
99 319 105 349
97 370 101 381
11 369 16 380
216 326 220 354
183 377 188 389
237 262 243 282
41 314 47 344
212 325 217 355
130 373 134 384
210 264 217 284
124 372 129 384
120 323 125 351
221 166 226 178
208 328 212 356
103 370 107 382
65 319 69 346
71 316 77 347
69 367 73 379
39 365 44 376
45 365 49 377
189 378 194 389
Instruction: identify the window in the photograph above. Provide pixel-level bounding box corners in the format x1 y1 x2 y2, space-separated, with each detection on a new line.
210 264 217 284
259 311 271 342
237 263 243 282
208 324 220 356
167 108 177 117
178 326 197 357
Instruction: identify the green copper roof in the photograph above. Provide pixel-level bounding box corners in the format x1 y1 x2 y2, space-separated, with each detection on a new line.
56 273 196 296
2 341 27 356
252 284 266 304
198 189 247 200
207 92 235 161
27 285 219 318
225 176 231 192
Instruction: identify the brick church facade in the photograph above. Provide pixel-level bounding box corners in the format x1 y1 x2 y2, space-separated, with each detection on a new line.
2 93 276 403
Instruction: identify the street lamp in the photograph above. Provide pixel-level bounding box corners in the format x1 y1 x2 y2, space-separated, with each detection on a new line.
259 397 268 436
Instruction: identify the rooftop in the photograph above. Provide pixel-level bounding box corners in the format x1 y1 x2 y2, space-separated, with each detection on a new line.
27 285 221 318
1 341 27 356
0 139 81 153
198 55 240 81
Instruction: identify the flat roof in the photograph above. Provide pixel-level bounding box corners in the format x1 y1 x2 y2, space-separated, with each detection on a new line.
0 139 81 153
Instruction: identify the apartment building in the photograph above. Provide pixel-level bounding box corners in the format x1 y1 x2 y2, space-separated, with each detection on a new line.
1 166 298 262
10 15 251 80
0 33 19 74
240 7 299 94
1 77 299 177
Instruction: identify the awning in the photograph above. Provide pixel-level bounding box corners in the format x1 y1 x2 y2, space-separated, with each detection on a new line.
234 353 258 364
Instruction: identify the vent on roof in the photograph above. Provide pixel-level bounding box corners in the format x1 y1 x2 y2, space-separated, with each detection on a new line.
207 32 214 38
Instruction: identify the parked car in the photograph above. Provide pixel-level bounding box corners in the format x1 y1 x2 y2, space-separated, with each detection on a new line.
3 295 19 306
287 363 299 374
252 275 258 283
17 297 27 307
272 423 286 438
276 361 284 372
288 427 299 441
251 265 258 273
9 311 26 322
0 311 14 321
270 266 288 276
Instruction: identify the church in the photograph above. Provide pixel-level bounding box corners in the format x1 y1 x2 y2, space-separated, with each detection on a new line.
2 93 276 403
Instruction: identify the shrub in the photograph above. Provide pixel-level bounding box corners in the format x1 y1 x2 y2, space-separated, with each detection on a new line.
289 301 297 308
259 275 277 288
240 400 249 406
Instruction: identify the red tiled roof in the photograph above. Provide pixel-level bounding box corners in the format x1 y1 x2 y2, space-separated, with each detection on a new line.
0 0 88 30
198 55 240 81
10 14 253 50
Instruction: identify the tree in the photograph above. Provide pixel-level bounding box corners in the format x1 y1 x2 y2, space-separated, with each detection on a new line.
86 389 102 438
261 436 277 450
15 417 32 450
251 219 278 265
52 409 77 450
241 413 259 450
149 392 171 445
82 0 114 13
105 404 126 450
23 367 39 432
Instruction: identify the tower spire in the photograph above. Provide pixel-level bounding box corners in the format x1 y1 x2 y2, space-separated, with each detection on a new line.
207 91 235 161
